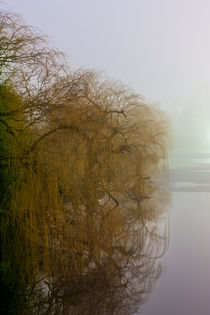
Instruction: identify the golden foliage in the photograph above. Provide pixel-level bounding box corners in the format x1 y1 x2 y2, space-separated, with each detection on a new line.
0 11 169 314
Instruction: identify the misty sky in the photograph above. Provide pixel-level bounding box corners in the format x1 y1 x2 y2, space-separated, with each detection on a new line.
7 0 210 152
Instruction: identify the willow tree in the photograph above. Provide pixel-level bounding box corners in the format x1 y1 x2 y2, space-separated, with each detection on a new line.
0 11 169 314
0 11 68 314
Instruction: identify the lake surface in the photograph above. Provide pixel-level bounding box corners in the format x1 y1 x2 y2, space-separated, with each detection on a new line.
140 153 210 315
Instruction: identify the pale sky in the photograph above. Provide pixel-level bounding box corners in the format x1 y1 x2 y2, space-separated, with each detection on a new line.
7 0 210 152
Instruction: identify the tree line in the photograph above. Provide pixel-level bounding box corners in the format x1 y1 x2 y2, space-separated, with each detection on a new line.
0 11 169 314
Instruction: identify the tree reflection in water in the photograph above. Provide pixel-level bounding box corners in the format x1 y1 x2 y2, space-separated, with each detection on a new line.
32 187 169 315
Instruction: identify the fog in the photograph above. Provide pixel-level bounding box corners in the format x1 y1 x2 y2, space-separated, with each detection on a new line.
8 0 210 155
3 1 210 314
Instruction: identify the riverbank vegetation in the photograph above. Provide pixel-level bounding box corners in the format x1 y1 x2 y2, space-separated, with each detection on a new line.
0 11 169 314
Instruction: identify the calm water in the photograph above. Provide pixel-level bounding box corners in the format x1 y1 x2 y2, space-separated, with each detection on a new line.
141 153 210 315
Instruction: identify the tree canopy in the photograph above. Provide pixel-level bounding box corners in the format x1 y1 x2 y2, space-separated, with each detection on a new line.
0 11 169 314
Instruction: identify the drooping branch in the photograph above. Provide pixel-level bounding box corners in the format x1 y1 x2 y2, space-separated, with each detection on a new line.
27 124 89 154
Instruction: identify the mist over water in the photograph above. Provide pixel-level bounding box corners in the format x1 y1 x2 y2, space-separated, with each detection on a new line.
142 152 210 315
2 1 210 314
